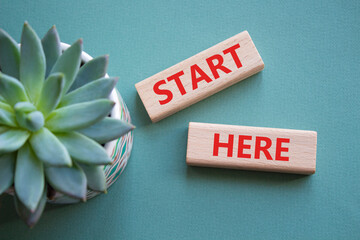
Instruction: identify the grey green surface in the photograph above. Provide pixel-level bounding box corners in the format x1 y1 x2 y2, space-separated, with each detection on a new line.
0 0 359 239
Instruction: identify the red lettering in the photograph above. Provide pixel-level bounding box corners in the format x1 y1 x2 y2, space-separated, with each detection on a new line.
223 44 242 69
167 71 186 95
191 64 212 90
237 135 252 158
206 54 231 79
213 133 234 157
254 136 273 160
275 138 290 161
153 80 173 105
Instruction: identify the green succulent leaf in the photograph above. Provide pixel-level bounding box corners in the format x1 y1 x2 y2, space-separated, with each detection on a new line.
15 185 47 228
20 22 45 103
45 163 87 200
15 143 44 212
41 26 61 77
56 132 112 165
30 127 72 167
37 73 64 117
0 95 6 102
69 55 108 92
0 128 30 154
14 101 36 112
59 77 117 107
0 101 13 112
0 108 17 127
78 117 134 144
50 39 82 94
0 152 16 194
0 28 20 78
46 99 114 132
0 72 29 106
14 102 44 132
24 111 44 132
78 163 107 192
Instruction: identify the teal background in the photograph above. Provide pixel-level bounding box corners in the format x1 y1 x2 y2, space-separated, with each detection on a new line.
0 0 359 239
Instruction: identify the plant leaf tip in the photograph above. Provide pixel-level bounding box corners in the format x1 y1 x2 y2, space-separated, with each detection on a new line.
28 204 37 213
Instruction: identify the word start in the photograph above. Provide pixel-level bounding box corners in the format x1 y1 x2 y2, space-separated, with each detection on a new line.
153 44 242 105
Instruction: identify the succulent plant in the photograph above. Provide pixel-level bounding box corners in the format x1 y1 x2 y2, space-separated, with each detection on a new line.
0 22 134 227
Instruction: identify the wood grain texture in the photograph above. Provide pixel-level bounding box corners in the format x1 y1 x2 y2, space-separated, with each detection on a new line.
135 31 264 122
186 122 317 175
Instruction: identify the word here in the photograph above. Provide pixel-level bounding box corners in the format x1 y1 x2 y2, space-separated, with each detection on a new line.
186 122 317 175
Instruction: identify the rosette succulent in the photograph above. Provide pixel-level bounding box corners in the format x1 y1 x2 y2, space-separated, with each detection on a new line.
0 22 134 227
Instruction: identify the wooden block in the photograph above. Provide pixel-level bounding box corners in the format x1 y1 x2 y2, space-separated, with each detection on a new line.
135 31 264 122
186 122 317 175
